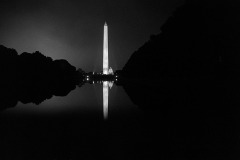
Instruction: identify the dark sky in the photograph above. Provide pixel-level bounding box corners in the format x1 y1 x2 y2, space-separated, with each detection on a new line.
0 0 184 72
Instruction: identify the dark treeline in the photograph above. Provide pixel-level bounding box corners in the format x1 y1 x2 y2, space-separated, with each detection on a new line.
0 45 84 111
122 0 240 79
122 0 240 109
120 1 240 159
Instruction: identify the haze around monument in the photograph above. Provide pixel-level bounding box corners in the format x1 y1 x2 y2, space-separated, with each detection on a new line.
0 0 184 72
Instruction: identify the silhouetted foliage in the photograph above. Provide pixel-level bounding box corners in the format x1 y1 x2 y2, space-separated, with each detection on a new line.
0 45 84 110
122 0 240 79
120 1 240 158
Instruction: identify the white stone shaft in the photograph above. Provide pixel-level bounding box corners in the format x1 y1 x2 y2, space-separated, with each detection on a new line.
103 22 109 75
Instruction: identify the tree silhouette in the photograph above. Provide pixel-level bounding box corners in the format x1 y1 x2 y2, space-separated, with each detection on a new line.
122 0 240 79
0 45 84 111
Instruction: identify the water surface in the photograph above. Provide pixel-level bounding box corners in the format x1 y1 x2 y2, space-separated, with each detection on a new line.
0 79 239 160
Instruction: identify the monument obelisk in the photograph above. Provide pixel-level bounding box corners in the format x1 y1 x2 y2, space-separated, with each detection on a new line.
103 22 109 75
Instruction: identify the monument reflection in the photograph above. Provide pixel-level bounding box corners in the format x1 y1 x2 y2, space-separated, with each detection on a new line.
103 81 108 120
83 75 116 120
103 81 114 120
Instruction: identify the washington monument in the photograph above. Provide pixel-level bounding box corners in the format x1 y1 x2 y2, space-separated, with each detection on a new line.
103 22 109 75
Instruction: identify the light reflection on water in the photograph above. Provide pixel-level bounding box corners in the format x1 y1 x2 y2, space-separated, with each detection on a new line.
0 79 239 160
1 81 140 119
103 81 109 120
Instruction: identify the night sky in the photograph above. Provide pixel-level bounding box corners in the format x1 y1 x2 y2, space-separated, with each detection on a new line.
0 0 184 72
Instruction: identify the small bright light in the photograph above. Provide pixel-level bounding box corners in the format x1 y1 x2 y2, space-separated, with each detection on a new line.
86 78 89 81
